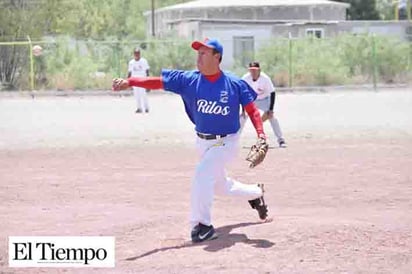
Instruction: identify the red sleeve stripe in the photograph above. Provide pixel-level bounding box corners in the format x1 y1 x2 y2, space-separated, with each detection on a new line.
128 77 164 90
244 102 266 138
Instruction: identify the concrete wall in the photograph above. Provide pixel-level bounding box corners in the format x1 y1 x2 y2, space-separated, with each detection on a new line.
339 21 412 41
270 23 336 38
145 2 411 68
270 21 412 40
147 4 347 37
197 23 273 69
166 20 412 69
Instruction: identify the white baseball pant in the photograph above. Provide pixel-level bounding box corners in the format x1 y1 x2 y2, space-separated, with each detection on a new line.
239 97 284 143
190 132 262 228
133 87 149 112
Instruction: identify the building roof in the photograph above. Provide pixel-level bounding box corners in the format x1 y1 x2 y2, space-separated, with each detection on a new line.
156 0 350 12
165 18 340 25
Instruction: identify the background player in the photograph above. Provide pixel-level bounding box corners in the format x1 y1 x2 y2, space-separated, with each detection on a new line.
128 47 150 113
241 61 287 148
113 38 269 243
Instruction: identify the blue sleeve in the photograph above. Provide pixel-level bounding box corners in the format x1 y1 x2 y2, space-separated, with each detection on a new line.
239 79 257 106
161 69 189 95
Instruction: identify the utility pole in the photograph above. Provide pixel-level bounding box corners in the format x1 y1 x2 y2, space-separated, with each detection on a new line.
151 0 155 37
394 0 399 20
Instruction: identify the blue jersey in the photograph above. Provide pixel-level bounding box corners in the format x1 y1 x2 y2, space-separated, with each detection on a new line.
162 69 257 135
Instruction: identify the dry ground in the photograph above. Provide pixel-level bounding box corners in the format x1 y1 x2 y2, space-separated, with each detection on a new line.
0 89 411 273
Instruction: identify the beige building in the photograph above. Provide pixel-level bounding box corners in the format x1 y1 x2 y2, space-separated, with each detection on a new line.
145 0 411 68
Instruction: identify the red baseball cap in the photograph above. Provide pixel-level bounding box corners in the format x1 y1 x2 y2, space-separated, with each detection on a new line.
191 38 223 55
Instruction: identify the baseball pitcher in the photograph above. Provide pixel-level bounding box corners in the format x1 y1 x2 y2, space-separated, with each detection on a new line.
113 39 270 243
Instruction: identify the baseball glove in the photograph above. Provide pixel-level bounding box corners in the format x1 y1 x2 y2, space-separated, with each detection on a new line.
246 137 269 168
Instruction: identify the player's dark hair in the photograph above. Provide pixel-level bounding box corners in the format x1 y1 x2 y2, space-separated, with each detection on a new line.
249 61 260 68
213 49 222 63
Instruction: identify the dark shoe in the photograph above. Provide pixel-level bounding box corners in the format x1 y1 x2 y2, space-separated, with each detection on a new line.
145 109 149 113
279 140 287 148
191 223 218 243
135 109 142 113
248 184 268 220
191 224 200 239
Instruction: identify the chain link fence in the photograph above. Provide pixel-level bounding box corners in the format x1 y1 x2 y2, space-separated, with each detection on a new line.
0 35 411 91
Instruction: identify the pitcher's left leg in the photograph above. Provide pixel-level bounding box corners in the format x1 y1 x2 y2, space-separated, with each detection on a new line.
214 170 268 220
212 134 269 220
214 172 262 199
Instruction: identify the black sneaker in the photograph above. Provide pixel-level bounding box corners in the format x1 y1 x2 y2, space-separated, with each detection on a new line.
135 109 142 113
191 224 200 239
248 184 268 220
279 140 287 148
191 223 218 243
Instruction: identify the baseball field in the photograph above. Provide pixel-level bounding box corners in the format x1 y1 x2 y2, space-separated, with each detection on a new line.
1 89 411 273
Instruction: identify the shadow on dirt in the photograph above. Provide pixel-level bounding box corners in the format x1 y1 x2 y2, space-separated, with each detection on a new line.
125 221 274 261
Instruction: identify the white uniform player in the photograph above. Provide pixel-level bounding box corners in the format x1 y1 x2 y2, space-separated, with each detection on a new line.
241 62 287 148
128 48 150 113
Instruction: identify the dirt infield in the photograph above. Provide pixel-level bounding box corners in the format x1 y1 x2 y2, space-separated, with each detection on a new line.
1 90 412 273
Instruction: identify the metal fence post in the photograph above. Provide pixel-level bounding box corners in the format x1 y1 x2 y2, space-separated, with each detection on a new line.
394 0 399 21
409 43 412 71
371 34 378 91
115 42 121 77
27 36 35 91
288 32 293 88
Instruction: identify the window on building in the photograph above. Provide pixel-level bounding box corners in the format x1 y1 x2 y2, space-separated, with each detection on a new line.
233 36 255 67
306 28 324 38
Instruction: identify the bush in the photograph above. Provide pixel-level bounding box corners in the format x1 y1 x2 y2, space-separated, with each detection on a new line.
374 36 410 83
5 34 412 90
143 39 196 75
45 38 100 90
249 34 412 87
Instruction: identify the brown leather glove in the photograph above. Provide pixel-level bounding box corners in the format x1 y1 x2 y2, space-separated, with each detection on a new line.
246 137 269 168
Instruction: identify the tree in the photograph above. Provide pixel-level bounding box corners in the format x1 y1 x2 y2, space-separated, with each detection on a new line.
0 0 46 89
0 0 191 90
376 0 396 20
335 0 380 20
